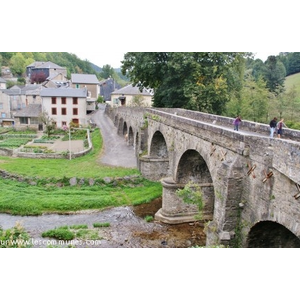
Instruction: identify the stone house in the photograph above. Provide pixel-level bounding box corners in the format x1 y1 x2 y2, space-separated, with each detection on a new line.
42 72 69 88
13 104 42 130
0 89 14 126
71 74 99 112
3 84 42 112
26 61 67 83
99 77 121 102
40 87 89 128
109 84 154 107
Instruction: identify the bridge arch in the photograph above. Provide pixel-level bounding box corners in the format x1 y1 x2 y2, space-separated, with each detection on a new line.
149 131 168 158
246 221 300 248
128 126 134 146
175 149 214 221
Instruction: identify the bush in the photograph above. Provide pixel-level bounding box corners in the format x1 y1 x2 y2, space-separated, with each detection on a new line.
144 215 154 222
0 222 31 248
93 222 110 228
42 228 75 240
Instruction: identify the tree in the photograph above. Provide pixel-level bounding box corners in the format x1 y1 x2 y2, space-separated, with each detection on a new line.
121 52 246 114
31 70 47 83
263 55 286 95
239 75 269 123
38 111 55 137
10 53 26 76
100 64 114 79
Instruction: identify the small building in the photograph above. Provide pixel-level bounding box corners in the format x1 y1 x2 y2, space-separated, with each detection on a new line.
0 89 14 126
13 104 42 130
71 73 100 99
26 61 67 84
110 84 153 107
40 87 89 128
99 77 121 102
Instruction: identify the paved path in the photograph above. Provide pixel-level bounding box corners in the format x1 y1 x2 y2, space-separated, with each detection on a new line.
91 106 137 169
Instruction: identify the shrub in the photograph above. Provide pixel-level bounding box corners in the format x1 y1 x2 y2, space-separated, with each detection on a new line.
144 215 154 222
42 228 75 240
0 222 31 248
93 222 110 228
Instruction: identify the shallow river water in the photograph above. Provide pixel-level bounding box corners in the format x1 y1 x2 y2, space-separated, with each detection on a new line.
0 198 206 248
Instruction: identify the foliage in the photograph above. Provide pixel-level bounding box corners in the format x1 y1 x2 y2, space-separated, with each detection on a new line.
263 56 286 95
42 225 100 242
176 182 204 220
38 111 55 137
100 64 114 79
144 215 154 222
0 222 31 248
93 222 110 228
42 227 75 240
121 52 247 115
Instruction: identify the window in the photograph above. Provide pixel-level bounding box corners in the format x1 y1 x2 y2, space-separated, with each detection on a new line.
20 117 29 124
61 108 67 115
62 121 67 126
73 108 78 115
73 97 78 105
1 113 6 118
61 97 66 105
0 103 3 109
51 97 57 104
52 107 57 115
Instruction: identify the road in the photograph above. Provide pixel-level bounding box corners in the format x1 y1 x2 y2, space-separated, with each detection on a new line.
91 105 137 169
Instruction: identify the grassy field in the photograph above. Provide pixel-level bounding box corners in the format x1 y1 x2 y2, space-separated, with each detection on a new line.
285 72 300 96
0 128 162 215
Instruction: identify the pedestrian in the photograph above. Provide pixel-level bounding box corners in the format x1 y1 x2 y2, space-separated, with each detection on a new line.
269 117 277 138
233 116 242 131
277 118 288 138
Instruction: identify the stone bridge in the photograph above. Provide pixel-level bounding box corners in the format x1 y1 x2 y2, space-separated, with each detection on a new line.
106 106 300 247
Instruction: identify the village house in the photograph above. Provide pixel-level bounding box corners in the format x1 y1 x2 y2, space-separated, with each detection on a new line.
99 77 121 102
40 87 89 128
71 74 99 112
0 89 14 126
109 84 154 107
2 84 42 112
26 61 67 84
13 104 42 130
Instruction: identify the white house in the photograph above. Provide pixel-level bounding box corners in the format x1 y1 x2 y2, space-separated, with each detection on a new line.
40 87 88 128
109 84 153 107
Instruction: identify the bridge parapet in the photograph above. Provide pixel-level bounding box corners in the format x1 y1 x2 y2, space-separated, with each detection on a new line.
148 108 300 142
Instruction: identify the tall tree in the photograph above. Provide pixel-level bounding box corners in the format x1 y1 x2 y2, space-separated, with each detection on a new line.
121 52 246 114
10 53 26 76
100 64 114 79
263 55 286 95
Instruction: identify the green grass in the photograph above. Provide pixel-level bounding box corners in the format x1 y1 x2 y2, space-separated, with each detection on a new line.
0 128 139 178
42 225 101 241
93 222 110 228
0 176 162 215
285 72 300 97
0 128 162 216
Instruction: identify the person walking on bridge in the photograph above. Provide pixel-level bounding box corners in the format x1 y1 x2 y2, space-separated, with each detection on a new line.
269 117 277 138
277 118 288 138
233 116 242 131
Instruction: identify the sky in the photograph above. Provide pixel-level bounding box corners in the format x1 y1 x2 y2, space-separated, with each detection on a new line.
73 51 278 69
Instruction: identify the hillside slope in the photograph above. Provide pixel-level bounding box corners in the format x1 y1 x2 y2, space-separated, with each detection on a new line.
284 72 300 96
